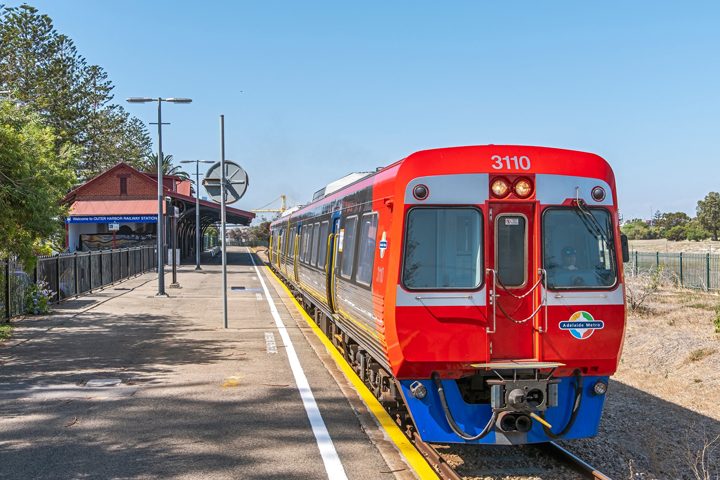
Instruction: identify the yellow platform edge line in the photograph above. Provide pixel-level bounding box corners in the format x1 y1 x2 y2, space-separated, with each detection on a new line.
261 264 439 480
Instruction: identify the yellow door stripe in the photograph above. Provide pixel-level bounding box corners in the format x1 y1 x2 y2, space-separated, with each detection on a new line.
263 264 439 480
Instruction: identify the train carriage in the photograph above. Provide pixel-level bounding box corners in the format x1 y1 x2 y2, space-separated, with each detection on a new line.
269 145 628 445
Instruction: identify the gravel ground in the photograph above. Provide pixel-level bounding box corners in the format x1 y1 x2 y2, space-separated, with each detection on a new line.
562 285 720 480
436 282 720 480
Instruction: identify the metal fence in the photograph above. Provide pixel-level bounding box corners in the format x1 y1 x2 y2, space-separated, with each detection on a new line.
624 251 720 291
2 245 157 323
203 236 219 250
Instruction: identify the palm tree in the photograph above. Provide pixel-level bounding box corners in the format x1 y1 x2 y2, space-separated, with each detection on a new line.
145 154 191 181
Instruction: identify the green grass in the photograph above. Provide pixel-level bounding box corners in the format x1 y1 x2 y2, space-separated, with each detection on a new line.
0 322 15 341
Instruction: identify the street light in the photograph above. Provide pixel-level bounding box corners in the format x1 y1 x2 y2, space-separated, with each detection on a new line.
126 96 192 296
181 159 214 270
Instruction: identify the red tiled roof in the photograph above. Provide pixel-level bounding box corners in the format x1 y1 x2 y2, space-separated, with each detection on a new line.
69 200 164 216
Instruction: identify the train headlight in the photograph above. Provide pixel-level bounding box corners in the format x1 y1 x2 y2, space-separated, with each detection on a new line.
592 379 608 395
491 178 510 198
410 381 427 399
513 178 533 198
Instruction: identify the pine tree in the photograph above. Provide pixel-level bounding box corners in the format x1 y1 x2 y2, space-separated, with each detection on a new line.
0 5 152 183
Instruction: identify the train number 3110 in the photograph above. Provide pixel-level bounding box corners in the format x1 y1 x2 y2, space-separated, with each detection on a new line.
491 155 531 170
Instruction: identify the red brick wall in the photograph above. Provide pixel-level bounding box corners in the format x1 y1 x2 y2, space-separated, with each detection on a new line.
77 165 157 200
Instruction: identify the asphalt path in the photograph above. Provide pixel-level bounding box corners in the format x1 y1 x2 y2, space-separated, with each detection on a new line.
0 247 416 480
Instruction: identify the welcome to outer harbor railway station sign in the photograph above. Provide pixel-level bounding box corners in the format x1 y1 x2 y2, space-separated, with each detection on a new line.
65 215 158 223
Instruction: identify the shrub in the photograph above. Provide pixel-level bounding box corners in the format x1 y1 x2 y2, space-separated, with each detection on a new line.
25 280 55 315
687 226 711 241
665 226 687 241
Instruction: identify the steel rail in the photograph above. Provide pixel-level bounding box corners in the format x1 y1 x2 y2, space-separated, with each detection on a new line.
264 254 614 480
541 442 614 480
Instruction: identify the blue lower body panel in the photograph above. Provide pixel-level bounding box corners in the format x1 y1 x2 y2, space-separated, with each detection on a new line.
400 376 608 444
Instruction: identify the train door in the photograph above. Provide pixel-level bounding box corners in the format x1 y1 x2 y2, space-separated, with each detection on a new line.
487 203 538 360
327 217 341 312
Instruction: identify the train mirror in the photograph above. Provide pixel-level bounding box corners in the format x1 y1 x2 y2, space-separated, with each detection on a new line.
620 234 629 263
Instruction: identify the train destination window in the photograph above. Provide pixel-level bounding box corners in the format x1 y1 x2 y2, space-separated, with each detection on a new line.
311 223 321 266
356 213 378 286
543 208 617 289
341 216 358 278
317 221 330 269
496 214 527 288
402 208 483 289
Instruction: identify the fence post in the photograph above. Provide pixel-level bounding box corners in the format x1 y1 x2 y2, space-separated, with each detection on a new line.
706 253 710 292
55 255 60 304
74 253 79 298
679 252 683 287
110 250 113 285
4 260 9 323
656 251 659 271
634 251 638 276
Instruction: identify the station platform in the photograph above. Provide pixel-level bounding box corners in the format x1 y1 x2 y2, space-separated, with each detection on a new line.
0 247 432 480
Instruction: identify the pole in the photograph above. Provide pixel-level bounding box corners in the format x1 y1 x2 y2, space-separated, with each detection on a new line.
170 211 179 287
220 115 228 329
195 160 202 270
156 98 166 296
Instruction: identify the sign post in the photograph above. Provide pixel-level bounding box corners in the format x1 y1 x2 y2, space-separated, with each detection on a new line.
109 222 119 249
202 116 249 329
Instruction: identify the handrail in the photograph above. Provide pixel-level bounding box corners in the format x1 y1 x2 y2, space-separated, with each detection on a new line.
539 268 548 333
487 267 548 332
486 268 497 334
414 295 473 300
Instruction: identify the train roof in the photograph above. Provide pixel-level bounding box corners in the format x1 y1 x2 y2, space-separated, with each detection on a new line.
271 145 614 227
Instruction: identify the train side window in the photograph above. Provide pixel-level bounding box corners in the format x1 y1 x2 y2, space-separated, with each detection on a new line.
317 221 330 269
341 216 358 278
356 213 378 286
299 225 307 262
305 225 313 263
311 222 321 266
303 225 310 263
402 207 483 289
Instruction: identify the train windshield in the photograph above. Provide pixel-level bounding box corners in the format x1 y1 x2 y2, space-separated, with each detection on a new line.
402 207 483 290
543 208 617 289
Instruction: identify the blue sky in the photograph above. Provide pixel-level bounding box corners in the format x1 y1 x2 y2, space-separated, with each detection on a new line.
17 1 720 222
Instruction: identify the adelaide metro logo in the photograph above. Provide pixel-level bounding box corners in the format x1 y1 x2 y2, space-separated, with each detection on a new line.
559 311 604 340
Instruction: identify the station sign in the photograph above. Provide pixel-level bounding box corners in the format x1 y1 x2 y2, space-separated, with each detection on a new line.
108 222 120 231
65 215 158 224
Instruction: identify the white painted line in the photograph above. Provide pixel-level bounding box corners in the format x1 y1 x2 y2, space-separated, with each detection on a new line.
265 332 278 354
256 293 263 301
248 247 348 480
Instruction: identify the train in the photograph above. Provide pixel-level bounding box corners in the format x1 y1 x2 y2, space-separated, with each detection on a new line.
268 145 628 445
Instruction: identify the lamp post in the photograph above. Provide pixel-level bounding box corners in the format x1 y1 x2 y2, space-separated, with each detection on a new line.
126 97 192 296
181 160 214 270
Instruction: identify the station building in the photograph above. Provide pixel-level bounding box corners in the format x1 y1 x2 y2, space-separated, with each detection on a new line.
61 162 254 256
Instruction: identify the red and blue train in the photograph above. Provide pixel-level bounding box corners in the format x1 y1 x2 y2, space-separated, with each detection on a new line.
269 145 628 445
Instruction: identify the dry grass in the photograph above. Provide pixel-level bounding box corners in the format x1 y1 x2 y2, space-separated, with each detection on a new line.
602 277 720 478
629 238 719 254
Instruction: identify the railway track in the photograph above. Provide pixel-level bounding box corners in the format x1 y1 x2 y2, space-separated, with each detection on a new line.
264 259 613 480
403 422 613 480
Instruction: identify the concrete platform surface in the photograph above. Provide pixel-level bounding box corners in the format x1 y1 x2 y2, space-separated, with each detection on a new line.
0 247 420 480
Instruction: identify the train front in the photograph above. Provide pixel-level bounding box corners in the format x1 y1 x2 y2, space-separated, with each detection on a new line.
385 146 627 445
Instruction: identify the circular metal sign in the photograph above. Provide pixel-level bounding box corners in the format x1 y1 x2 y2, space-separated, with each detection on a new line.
202 161 249 204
